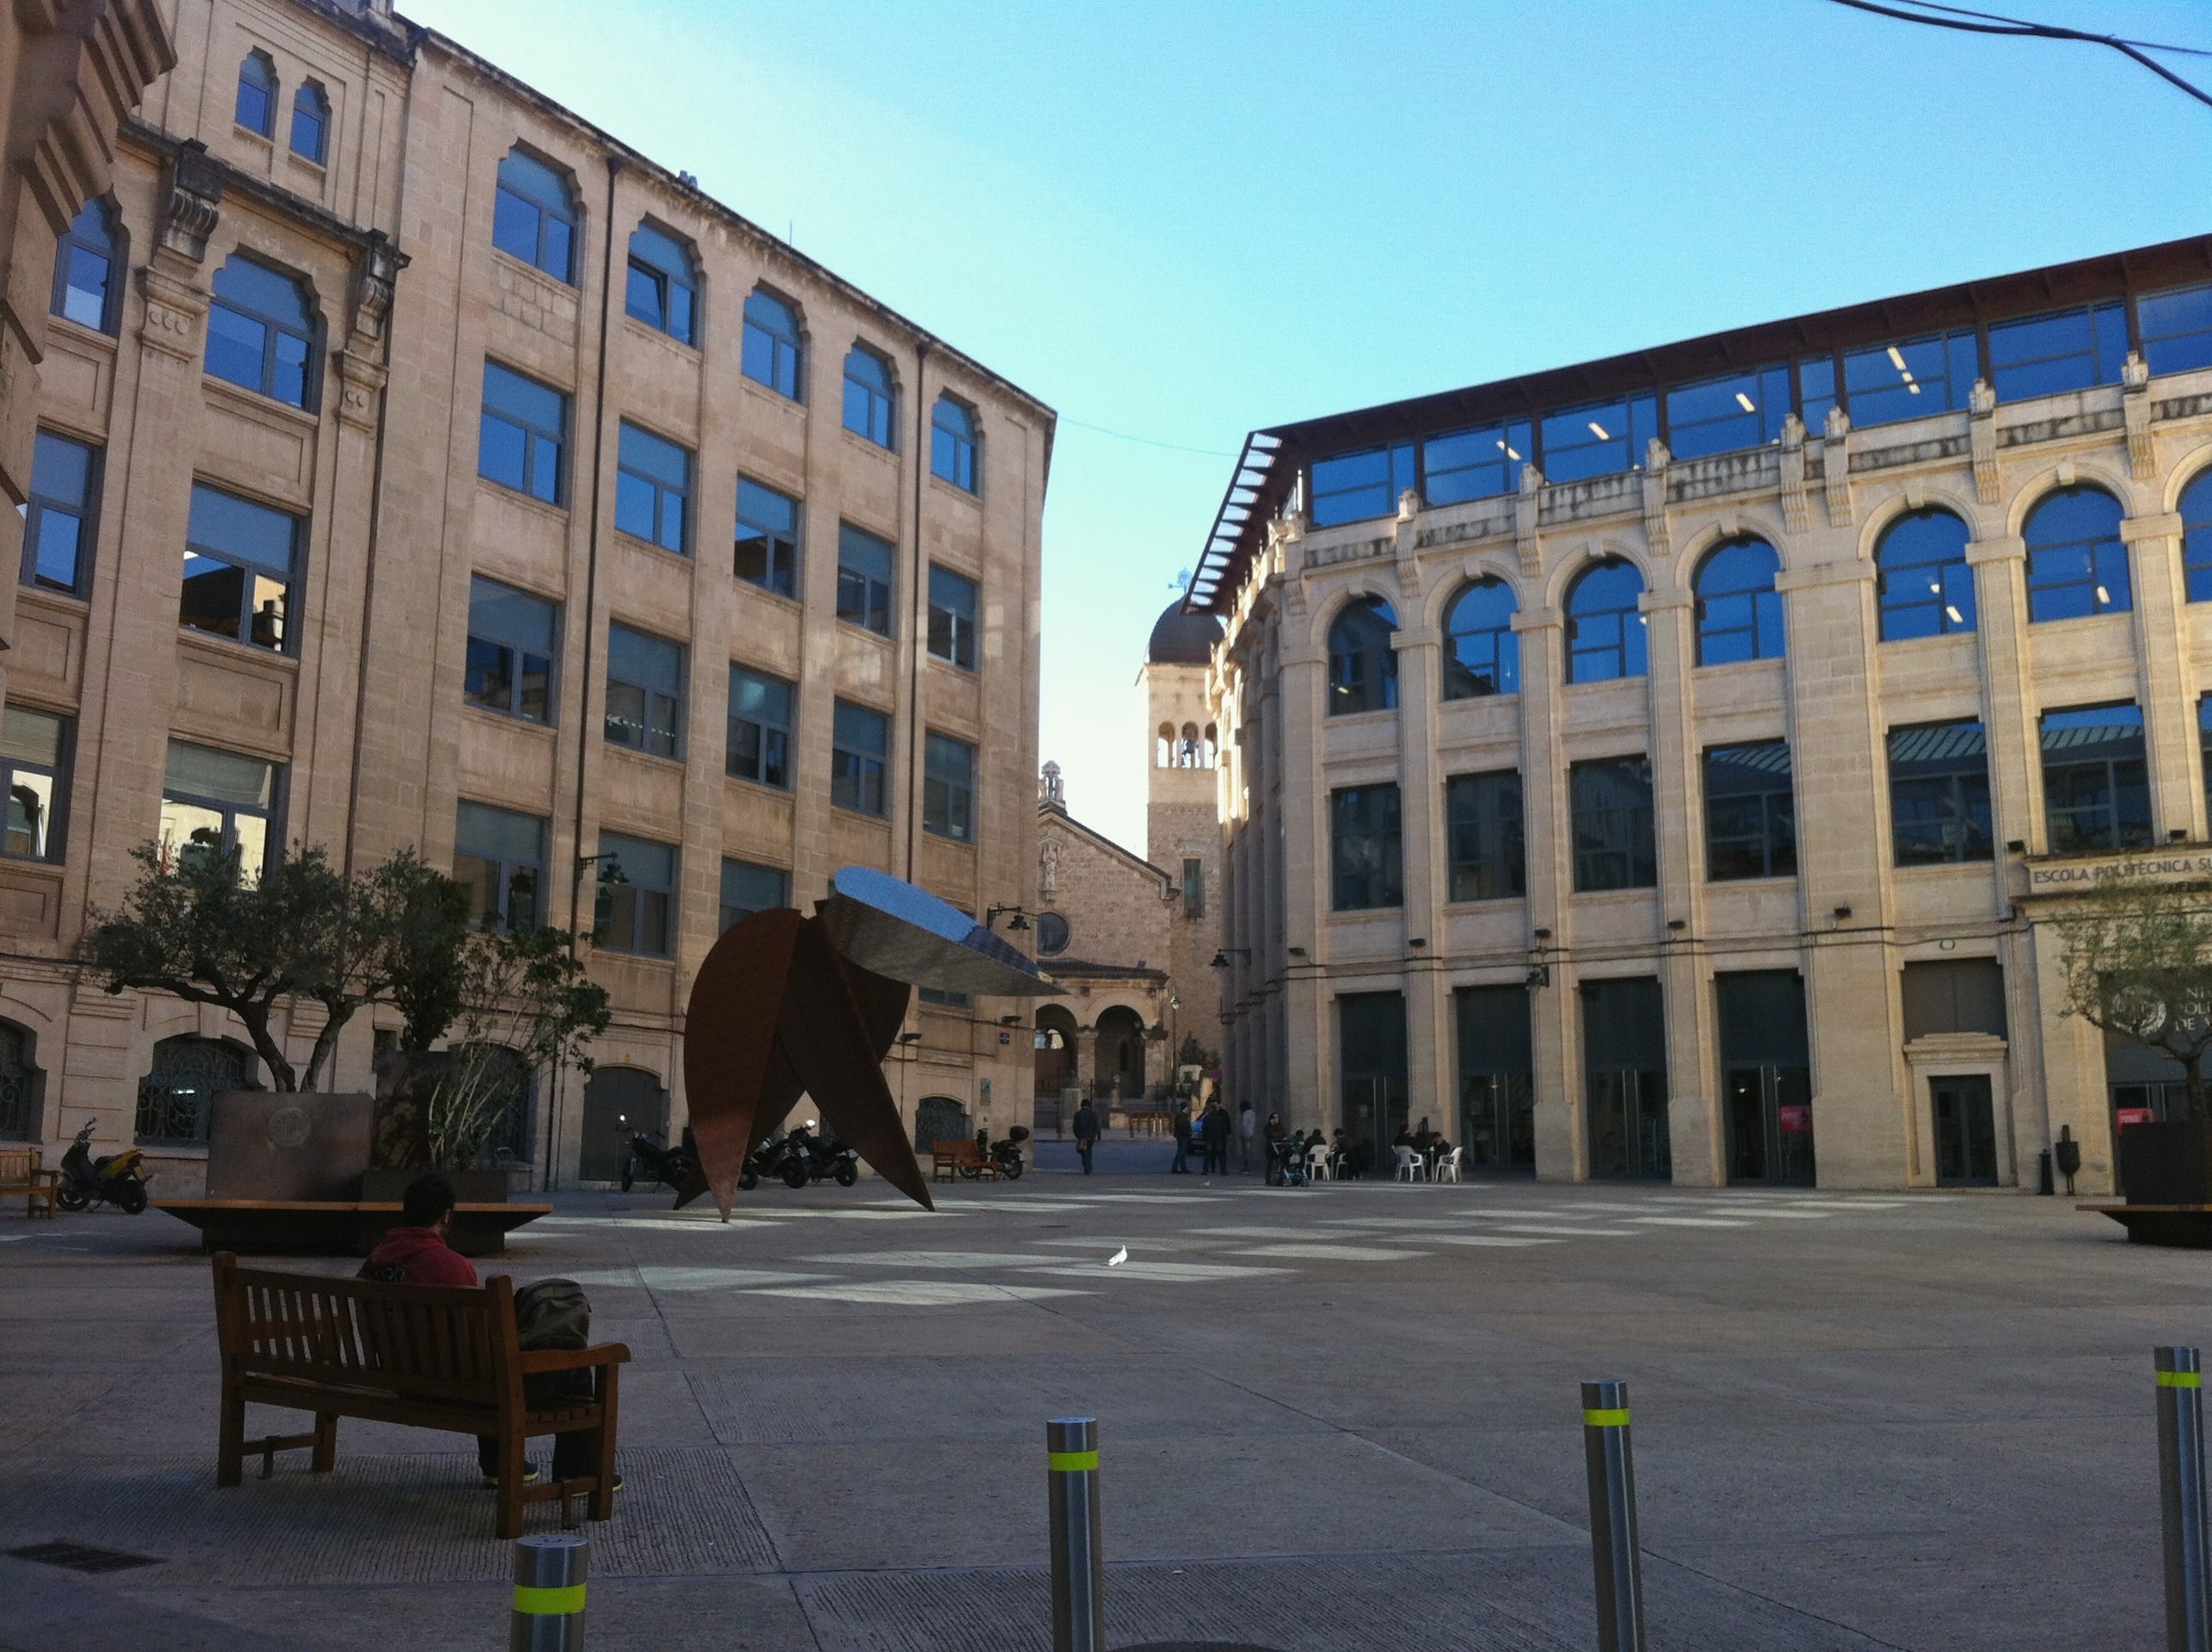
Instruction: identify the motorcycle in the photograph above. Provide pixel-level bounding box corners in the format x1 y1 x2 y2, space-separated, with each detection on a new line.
759 1121 859 1189
975 1126 1029 1181
56 1119 151 1214
617 1118 695 1193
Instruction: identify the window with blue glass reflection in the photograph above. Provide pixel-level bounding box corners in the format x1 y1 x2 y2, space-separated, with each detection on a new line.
2024 486 2129 622
1423 423 1528 505
1311 443 1412 526
742 288 803 398
625 223 696 346
1564 560 1648 683
492 148 576 284
2041 703 2150 852
1797 355 1841 433
1842 331 1978 427
51 199 119 334
614 421 690 554
236 51 276 137
1988 303 2127 401
1666 367 1790 460
206 255 314 408
1327 596 1398 714
21 430 96 596
1875 508 1975 640
1540 396 1657 483
1441 578 1518 698
2142 283 2212 377
1693 538 1784 665
1888 721 1994 865
2182 471 2212 604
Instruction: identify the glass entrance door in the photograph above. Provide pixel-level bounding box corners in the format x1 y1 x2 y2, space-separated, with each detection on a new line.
1931 1073 1998 1186
1342 1073 1406 1178
1461 1073 1535 1175
1725 1064 1814 1185
1588 1068 1670 1178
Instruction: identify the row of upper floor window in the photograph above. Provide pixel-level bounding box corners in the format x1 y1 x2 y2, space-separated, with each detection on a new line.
1302 286 2212 528
47 177 986 495
1323 699 2183 912
233 50 329 166
1320 477 2212 713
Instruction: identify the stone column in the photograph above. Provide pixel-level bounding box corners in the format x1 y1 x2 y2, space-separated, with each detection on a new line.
1969 532 2038 850
1392 615 1448 1139
1512 605 1578 1179
2122 509 2199 838
1278 631 1327 1133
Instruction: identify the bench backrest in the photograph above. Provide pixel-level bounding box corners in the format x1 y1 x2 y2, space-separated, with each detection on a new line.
0 1146 40 1184
931 1141 982 1166
212 1251 520 1406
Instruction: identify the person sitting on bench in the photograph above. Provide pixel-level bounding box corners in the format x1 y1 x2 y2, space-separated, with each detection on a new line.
360 1172 619 1494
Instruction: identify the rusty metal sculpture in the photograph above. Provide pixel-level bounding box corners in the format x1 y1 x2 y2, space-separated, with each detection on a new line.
678 867 1060 1215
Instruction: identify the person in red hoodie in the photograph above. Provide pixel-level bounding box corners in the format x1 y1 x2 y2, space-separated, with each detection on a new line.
360 1172 616 1492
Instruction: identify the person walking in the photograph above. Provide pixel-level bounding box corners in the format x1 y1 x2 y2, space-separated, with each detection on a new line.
1072 1098 1101 1175
1199 1101 1231 1175
1169 1103 1193 1173
1237 1101 1256 1172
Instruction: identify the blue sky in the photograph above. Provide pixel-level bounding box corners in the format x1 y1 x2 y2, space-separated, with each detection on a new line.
406 0 2212 854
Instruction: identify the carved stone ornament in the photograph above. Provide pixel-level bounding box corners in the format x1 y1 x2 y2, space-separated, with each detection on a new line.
1969 378 2000 504
2123 350 2155 479
157 139 223 263
1039 837 1061 902
1778 412 1809 534
1515 463 1544 578
352 231 405 342
1639 439 1670 557
1822 405 1853 528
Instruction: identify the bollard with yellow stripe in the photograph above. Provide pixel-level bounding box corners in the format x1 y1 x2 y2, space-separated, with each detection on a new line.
510 1532 588 1652
2156 1347 2212 1652
1580 1379 1647 1652
1046 1416 1105 1652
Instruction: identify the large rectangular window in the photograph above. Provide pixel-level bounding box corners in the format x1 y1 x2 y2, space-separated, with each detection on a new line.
1311 442 1413 527
21 429 97 595
1330 783 1403 910
1664 364 1791 460
720 858 788 933
2141 282 2212 377
1889 720 1994 865
1445 769 1525 901
183 483 298 653
1540 395 1657 484
614 421 690 554
928 564 978 670
603 623 684 759
831 699 889 817
734 477 800 597
1423 422 1530 505
923 731 975 841
160 739 277 886
1182 856 1205 919
837 524 895 636
727 666 793 789
597 831 675 957
2042 703 2151 852
1901 958 2007 1040
1703 742 1796 881
464 576 556 724
1842 330 1978 427
454 800 545 929
0 707 70 863
1570 757 1656 893
480 361 567 504
1988 302 2128 401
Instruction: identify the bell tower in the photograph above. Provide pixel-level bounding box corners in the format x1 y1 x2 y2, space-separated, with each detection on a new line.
1143 601 1225 1068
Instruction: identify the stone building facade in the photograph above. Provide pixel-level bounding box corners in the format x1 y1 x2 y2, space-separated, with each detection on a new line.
1196 234 2212 1192
0 0 1051 1190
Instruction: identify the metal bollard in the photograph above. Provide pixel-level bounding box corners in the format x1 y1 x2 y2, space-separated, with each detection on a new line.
1047 1416 1105 1652
1581 1380 1647 1652
2158 1347 2212 1652
510 1532 588 1651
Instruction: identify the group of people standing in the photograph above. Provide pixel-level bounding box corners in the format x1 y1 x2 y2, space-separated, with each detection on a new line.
1168 1097 1246 1174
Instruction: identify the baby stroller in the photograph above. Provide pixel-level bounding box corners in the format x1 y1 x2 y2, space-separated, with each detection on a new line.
1268 1137 1308 1187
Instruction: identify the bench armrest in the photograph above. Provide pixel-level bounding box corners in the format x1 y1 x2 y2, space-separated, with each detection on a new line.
517 1341 632 1374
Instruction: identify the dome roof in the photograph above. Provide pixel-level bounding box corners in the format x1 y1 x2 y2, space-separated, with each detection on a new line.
1146 600 1223 666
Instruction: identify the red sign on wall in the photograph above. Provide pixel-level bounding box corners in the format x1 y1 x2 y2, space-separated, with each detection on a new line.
1777 1103 1812 1134
2116 1108 2157 1131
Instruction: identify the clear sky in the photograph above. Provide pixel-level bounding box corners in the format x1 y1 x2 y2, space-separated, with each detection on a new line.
405 0 2212 854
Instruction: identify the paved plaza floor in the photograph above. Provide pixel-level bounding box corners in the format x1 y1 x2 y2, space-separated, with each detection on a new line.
1 1169 2205 1649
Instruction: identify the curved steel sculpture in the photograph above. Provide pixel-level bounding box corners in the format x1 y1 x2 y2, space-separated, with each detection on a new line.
679 867 1061 1214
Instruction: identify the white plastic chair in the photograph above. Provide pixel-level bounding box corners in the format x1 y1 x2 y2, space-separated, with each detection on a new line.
1394 1145 1425 1183
1435 1147 1463 1184
1307 1146 1330 1182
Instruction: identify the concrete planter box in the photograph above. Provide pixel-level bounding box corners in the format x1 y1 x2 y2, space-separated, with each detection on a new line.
204 1091 373 1201
359 1167 511 1205
2119 1120 2212 1205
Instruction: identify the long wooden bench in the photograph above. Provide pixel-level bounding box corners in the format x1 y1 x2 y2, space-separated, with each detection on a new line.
0 1146 55 1218
212 1251 629 1538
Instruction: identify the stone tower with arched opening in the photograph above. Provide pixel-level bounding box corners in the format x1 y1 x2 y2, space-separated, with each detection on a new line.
1144 600 1225 1071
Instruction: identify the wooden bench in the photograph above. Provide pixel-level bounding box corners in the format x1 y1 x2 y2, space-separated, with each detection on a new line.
0 1146 56 1218
211 1251 629 1538
929 1139 995 1182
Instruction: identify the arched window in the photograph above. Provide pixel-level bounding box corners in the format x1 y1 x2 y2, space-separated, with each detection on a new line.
1155 722 1174 768
1442 577 1520 698
236 51 277 138
135 1034 257 1146
932 394 980 492
51 198 120 334
0 1020 43 1142
625 222 696 345
1564 560 1648 683
742 288 803 398
1875 508 1975 639
843 345 897 447
914 1095 969 1153
1693 537 1784 666
206 254 315 408
1202 723 1220 767
2181 470 2212 604
1178 723 1201 767
1328 596 1399 714
290 80 329 164
492 146 577 283
2025 486 2130 622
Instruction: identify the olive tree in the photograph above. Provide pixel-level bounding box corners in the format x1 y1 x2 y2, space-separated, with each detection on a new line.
2058 871 2212 1122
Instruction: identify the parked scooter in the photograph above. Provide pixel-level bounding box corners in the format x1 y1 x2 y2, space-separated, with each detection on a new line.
617 1116 695 1193
985 1126 1030 1180
756 1121 859 1189
56 1119 151 1214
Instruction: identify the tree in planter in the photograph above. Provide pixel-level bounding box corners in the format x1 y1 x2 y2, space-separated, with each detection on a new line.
81 841 455 1092
2058 872 2212 1122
